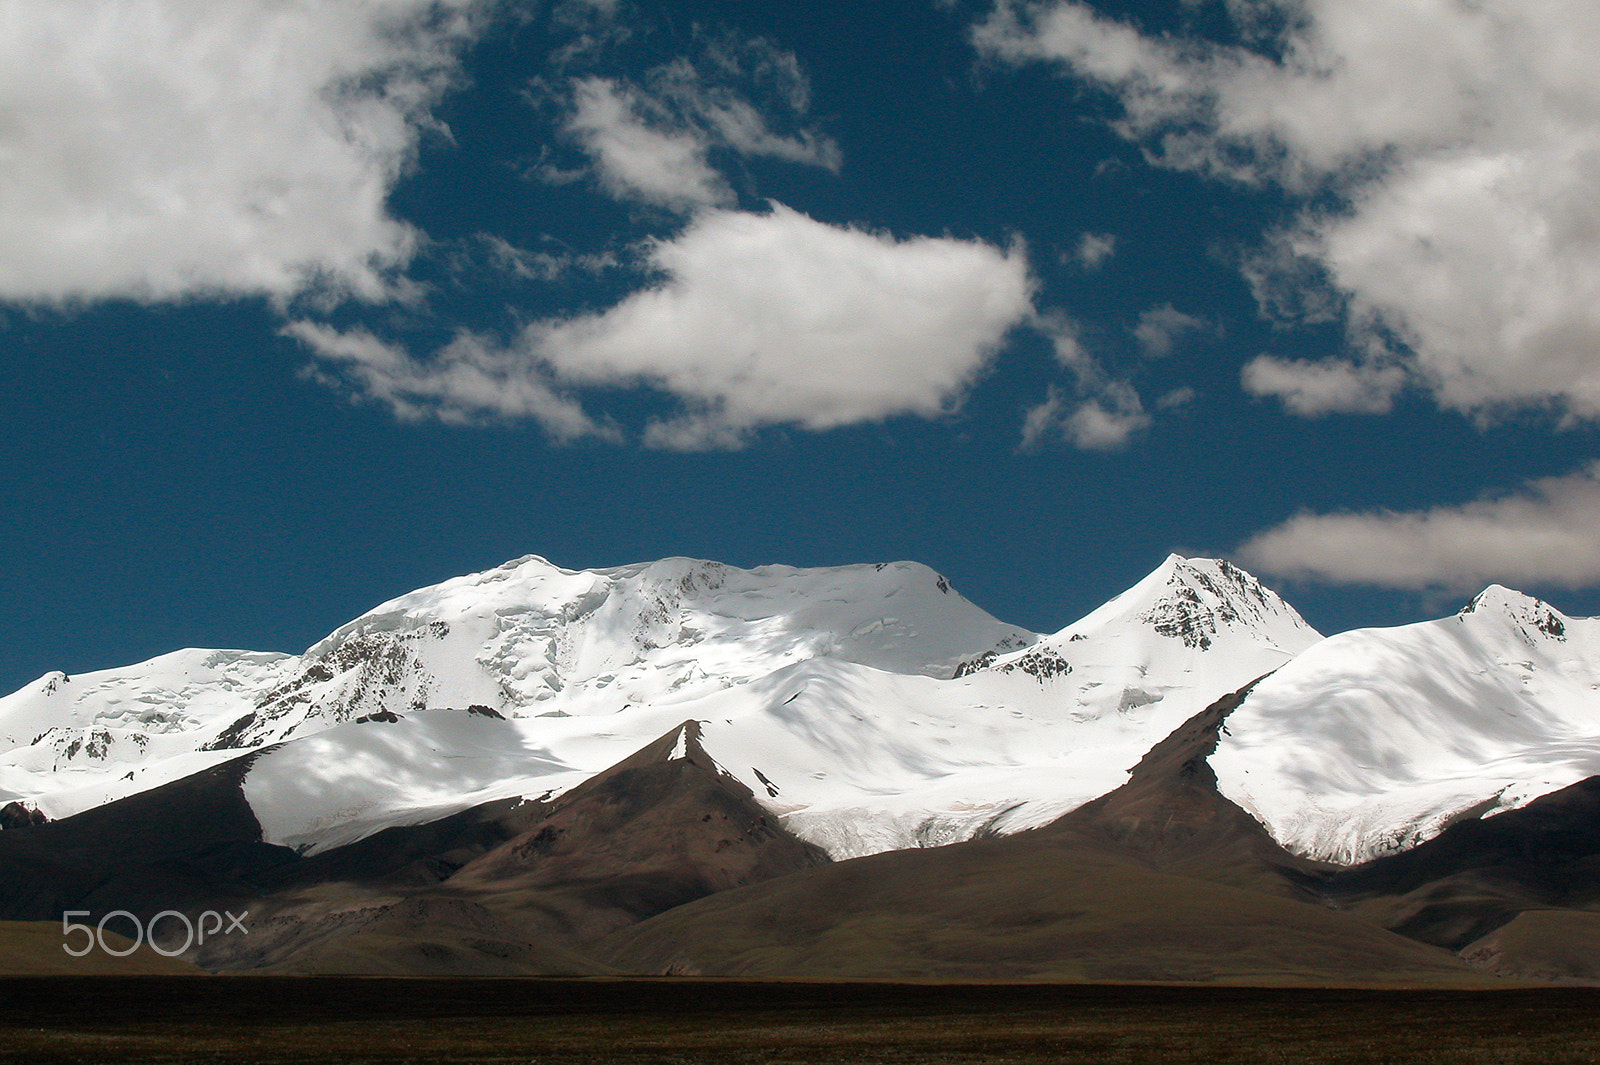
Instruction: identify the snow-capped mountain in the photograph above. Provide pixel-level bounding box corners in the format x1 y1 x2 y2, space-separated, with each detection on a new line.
220 555 1036 751
0 647 296 752
713 553 1323 857
1211 586 1600 864
1 555 1035 834
1 553 1322 859
0 649 297 817
7 547 1598 878
12 552 1600 986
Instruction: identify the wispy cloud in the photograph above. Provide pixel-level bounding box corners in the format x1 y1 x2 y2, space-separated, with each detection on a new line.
1019 314 1154 451
560 76 736 210
1067 232 1117 271
1237 463 1600 591
1132 303 1210 359
284 322 613 442
548 41 840 213
1241 355 1406 416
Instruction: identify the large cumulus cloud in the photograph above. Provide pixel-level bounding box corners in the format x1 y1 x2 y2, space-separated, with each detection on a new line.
0 0 492 305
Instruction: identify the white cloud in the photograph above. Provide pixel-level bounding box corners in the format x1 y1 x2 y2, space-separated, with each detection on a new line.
564 77 733 209
474 234 618 282
1019 387 1067 451
976 0 1600 423
1020 315 1155 451
1237 463 1600 591
1062 383 1151 450
285 322 612 442
1241 355 1405 416
536 205 1032 446
293 204 1035 447
555 46 840 212
1020 383 1151 451
1132 303 1209 358
0 0 489 305
1068 232 1117 270
1156 385 1197 410
1037 311 1090 374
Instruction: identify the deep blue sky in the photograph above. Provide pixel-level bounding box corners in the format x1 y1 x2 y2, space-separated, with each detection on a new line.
5 0 1599 692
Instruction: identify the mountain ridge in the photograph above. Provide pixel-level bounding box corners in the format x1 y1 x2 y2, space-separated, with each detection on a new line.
4 551 1598 880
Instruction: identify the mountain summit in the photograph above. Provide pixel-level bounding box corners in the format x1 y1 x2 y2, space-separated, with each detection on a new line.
960 555 1320 719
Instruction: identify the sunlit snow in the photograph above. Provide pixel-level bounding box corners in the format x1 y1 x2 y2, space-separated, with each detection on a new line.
1212 586 1600 863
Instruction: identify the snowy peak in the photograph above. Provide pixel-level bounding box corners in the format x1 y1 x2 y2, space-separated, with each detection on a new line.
1119 555 1319 651
980 556 1319 670
0 649 297 755
32 672 69 698
612 720 721 777
1459 585 1569 640
953 557 1320 738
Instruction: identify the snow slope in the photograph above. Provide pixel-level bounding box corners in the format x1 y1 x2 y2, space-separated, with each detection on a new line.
1211 587 1600 864
2 556 1032 831
240 707 586 853
0 649 296 816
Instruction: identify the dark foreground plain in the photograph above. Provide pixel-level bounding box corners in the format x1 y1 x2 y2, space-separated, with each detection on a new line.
3 977 1600 1064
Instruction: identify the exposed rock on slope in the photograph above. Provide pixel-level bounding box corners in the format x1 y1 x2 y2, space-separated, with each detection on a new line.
445 720 831 942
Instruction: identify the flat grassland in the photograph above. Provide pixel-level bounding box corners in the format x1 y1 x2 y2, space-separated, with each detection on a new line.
2 977 1599 1064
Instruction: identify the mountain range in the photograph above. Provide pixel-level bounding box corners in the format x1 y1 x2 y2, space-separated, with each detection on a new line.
2 552 1598 983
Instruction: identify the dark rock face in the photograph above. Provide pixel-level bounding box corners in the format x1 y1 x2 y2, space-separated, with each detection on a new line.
200 712 260 752
353 710 402 724
0 753 296 923
994 647 1072 680
951 649 1001 677
953 645 1071 680
0 802 48 831
949 633 1037 678
1138 559 1281 651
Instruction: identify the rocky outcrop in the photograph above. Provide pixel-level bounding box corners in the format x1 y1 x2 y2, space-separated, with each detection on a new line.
0 801 47 831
